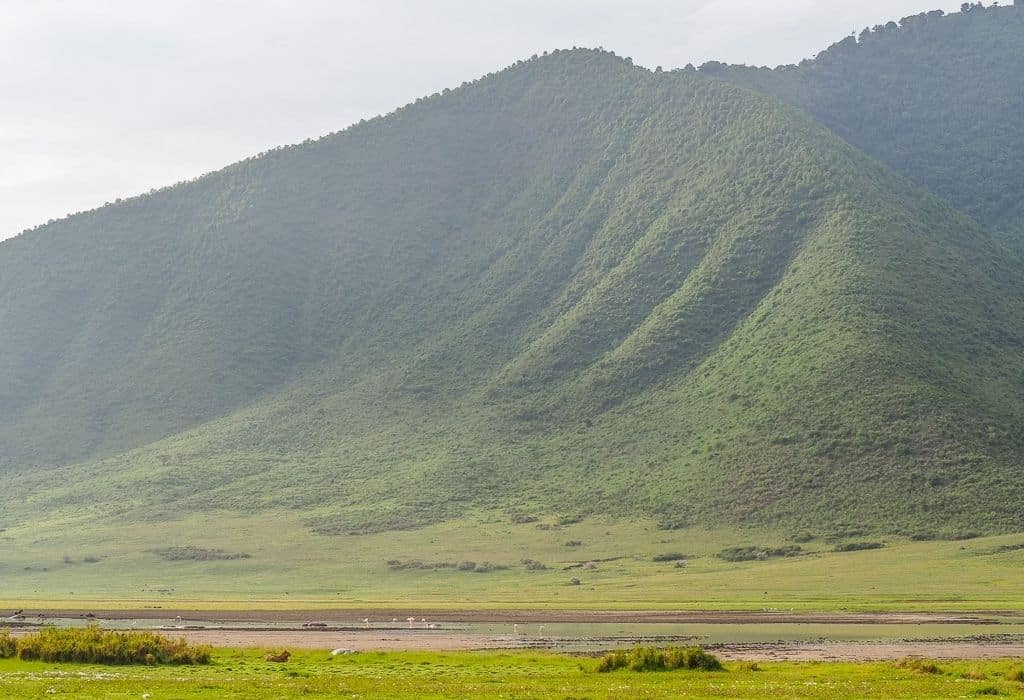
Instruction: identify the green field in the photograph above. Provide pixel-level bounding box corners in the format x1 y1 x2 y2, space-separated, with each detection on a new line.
3 512 1023 610
1 649 1023 699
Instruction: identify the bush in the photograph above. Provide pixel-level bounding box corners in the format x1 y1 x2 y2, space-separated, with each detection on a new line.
151 546 251 561
972 685 1000 696
521 559 547 570
0 630 16 659
14 625 210 665
834 542 884 552
896 657 942 674
597 646 722 673
717 545 802 562
652 552 689 562
470 562 507 573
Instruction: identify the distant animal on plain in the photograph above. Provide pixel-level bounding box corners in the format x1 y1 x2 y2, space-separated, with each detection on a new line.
266 650 291 662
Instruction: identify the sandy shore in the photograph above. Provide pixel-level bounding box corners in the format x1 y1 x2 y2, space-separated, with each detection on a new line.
10 609 1003 624
9 609 1024 661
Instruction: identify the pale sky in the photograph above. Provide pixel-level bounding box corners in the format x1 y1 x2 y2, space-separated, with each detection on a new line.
1 0 966 240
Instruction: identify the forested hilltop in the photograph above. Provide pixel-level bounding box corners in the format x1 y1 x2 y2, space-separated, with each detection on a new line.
709 2 1024 237
1 4 1023 540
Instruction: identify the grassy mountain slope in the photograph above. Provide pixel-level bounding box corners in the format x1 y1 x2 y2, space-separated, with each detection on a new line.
708 3 1024 237
3 42 1024 540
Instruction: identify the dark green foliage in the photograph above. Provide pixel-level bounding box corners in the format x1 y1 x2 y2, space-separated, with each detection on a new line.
2 11 1024 540
387 560 456 571
652 552 689 562
597 646 723 673
715 4 1024 239
151 546 251 561
718 546 802 562
14 626 210 665
834 542 885 552
971 685 1001 696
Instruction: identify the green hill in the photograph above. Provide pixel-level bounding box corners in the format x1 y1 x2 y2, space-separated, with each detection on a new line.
2 5 1024 549
709 3 1024 238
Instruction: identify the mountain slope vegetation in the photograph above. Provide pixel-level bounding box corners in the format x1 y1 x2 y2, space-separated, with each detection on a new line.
2 5 1023 542
709 3 1024 237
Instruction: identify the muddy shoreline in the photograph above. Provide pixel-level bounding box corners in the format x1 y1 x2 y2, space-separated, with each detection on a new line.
6 609 1006 624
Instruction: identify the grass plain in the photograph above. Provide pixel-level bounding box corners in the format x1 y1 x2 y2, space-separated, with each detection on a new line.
3 512 1024 611
2 650 1024 699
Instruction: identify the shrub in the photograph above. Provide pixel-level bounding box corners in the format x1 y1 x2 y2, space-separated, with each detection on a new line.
151 546 251 561
597 646 722 673
717 545 802 562
896 657 942 674
470 562 507 573
509 512 537 524
521 559 547 571
564 540 583 547
972 685 1000 696
457 561 477 571
14 625 210 665
596 650 629 672
834 542 884 552
652 552 689 562
0 630 16 658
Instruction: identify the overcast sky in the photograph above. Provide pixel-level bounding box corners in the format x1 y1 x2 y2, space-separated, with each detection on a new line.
1 0 967 240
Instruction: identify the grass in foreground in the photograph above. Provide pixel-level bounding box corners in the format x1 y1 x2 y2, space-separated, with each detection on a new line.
1 649 1024 698
0 626 210 665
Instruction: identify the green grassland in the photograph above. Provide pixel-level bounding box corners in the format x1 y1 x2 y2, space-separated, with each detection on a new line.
3 512 1024 610
2 649 1024 698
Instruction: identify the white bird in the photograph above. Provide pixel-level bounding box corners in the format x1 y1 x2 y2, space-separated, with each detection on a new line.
407 617 416 629
538 625 545 636
362 617 370 629
421 618 427 628
513 624 519 635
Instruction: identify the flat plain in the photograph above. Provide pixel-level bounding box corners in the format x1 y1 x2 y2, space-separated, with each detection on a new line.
2 650 1024 699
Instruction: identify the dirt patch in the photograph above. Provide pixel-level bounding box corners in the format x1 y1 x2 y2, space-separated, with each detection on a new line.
112 630 1024 660
14 609 1000 625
